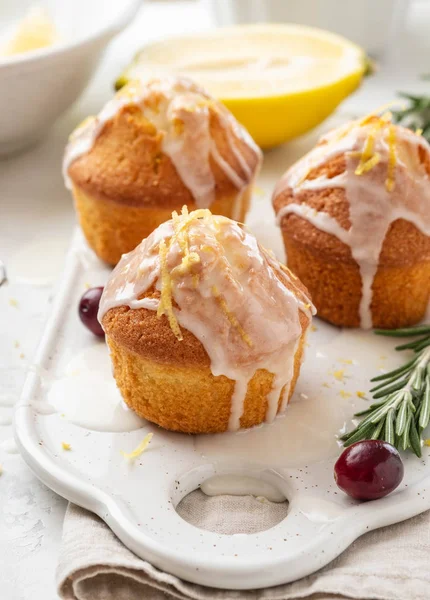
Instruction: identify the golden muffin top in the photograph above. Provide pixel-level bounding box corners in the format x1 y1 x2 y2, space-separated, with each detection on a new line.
99 208 314 430
273 113 430 328
63 77 262 208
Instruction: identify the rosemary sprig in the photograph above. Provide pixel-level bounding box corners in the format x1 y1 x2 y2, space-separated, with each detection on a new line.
392 93 430 142
341 325 430 457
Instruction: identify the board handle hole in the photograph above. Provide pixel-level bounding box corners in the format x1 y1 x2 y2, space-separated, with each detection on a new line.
175 472 289 535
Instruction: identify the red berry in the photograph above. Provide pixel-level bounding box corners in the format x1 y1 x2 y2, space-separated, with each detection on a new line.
334 440 404 501
78 287 104 337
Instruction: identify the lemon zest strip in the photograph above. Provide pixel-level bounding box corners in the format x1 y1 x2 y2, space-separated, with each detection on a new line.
212 285 253 347
121 433 153 460
157 239 183 340
385 124 397 192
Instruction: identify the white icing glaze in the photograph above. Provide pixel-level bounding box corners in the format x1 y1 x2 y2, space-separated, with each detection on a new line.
200 475 286 503
0 438 19 454
45 344 145 432
0 414 12 426
99 209 314 431
0 395 15 407
63 77 262 207
275 118 430 328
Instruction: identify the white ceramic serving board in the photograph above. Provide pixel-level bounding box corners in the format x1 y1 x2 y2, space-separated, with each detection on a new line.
14 133 430 590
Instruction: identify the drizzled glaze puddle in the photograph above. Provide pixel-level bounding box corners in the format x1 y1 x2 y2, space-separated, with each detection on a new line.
43 344 144 432
195 323 405 468
35 319 404 469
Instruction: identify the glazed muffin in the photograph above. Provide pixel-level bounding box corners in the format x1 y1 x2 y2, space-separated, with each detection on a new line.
98 208 314 434
273 114 430 329
63 77 262 265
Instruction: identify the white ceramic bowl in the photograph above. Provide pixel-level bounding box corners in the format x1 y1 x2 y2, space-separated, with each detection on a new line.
0 0 141 156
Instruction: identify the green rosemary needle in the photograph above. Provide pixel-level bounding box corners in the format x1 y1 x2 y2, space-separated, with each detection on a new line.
392 93 430 142
341 325 430 457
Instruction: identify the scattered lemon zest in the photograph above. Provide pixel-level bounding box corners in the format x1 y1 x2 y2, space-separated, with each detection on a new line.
61 442 71 451
424 439 430 447
356 391 366 398
385 124 397 191
121 433 153 460
332 369 346 382
14 341 20 348
339 390 352 399
9 298 18 308
322 382 331 388
359 102 405 126
212 285 253 347
279 263 298 280
19 353 25 359
339 359 353 365
157 239 182 341
311 325 317 332
355 118 383 175
416 128 423 136
355 151 381 175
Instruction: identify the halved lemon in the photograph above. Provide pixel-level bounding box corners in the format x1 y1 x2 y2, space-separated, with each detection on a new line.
115 24 366 148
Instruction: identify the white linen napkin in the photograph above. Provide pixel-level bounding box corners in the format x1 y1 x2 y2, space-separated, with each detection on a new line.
57 490 430 600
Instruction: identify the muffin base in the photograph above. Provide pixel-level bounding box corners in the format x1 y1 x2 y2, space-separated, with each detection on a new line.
284 236 430 329
106 333 306 434
73 184 252 266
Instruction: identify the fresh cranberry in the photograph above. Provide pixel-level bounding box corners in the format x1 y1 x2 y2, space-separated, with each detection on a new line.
334 440 404 500
78 287 104 337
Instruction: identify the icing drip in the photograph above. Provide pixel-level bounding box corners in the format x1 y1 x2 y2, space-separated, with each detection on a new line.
275 117 430 329
63 77 262 207
99 209 314 431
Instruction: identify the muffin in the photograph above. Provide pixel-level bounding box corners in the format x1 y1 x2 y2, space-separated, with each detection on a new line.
273 114 430 329
98 208 314 434
63 77 262 265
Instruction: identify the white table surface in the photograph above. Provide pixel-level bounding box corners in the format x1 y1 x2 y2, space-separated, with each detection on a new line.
1 1 430 598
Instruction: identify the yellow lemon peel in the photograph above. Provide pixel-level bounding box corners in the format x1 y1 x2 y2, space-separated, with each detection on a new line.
61 442 71 451
386 124 397 192
332 369 346 381
212 285 253 347
121 433 153 460
157 239 183 340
